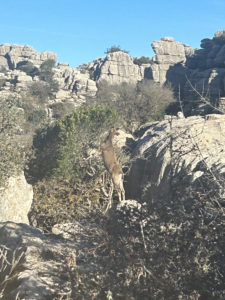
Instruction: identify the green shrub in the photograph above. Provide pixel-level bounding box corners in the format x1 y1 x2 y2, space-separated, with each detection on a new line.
28 103 120 229
16 61 40 77
27 109 47 125
28 103 119 183
28 81 50 103
51 102 74 119
96 80 175 132
200 38 213 49
133 56 152 65
39 59 59 95
0 79 6 88
105 45 129 54
0 97 26 184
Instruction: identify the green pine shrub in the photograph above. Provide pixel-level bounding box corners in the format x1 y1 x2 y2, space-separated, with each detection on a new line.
96 80 175 132
133 56 152 65
0 97 27 184
105 45 129 54
16 61 40 77
28 103 120 229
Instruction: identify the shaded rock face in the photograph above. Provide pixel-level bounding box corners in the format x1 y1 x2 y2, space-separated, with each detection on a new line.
0 222 77 299
53 64 98 99
0 173 33 224
0 200 147 299
126 114 225 201
149 32 225 107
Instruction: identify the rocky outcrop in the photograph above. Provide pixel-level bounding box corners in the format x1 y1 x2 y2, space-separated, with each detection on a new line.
90 51 143 84
54 63 97 98
150 36 194 85
0 222 77 299
126 113 225 201
0 44 57 69
0 201 148 299
0 173 33 224
148 31 225 113
1 30 225 106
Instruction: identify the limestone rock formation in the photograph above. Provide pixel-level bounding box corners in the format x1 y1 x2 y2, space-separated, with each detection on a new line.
126 114 225 201
183 31 225 103
0 43 57 69
0 173 33 224
90 51 143 84
53 63 98 99
150 36 195 85
0 30 225 106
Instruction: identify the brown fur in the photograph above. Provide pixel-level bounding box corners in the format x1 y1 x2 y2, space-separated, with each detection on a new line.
101 128 125 205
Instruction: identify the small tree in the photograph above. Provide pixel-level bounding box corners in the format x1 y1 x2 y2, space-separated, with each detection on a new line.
0 97 26 183
133 56 152 65
28 103 119 183
16 61 40 77
200 38 213 49
39 59 59 95
105 45 129 54
28 81 50 103
96 80 175 132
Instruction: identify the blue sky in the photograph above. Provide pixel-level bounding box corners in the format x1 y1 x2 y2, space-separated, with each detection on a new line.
0 0 224 67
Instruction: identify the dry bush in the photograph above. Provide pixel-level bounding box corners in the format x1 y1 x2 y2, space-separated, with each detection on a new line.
28 103 124 231
66 168 225 299
0 245 25 299
95 80 175 132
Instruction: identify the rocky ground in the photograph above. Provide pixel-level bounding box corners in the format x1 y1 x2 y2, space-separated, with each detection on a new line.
1 113 225 299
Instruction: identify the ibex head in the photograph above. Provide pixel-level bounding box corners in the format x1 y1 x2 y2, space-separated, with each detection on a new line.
109 127 120 139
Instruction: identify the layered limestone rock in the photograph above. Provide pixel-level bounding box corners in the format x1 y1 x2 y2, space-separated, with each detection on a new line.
183 31 225 102
0 43 57 69
126 114 225 201
92 51 143 84
54 64 98 99
1 31 225 105
150 36 195 85
0 173 33 224
148 32 225 109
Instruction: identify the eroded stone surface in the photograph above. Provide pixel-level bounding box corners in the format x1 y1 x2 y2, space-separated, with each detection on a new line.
127 114 225 201
0 173 33 224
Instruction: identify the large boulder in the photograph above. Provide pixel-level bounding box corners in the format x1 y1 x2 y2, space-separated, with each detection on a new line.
126 114 225 201
0 222 77 299
0 173 33 224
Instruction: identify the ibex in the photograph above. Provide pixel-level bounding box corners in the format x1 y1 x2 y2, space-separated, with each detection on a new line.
101 128 125 210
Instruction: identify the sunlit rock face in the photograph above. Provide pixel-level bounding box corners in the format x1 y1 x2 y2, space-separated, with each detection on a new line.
93 51 143 84
0 43 57 69
0 172 33 224
126 114 225 201
150 36 194 85
0 30 225 106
